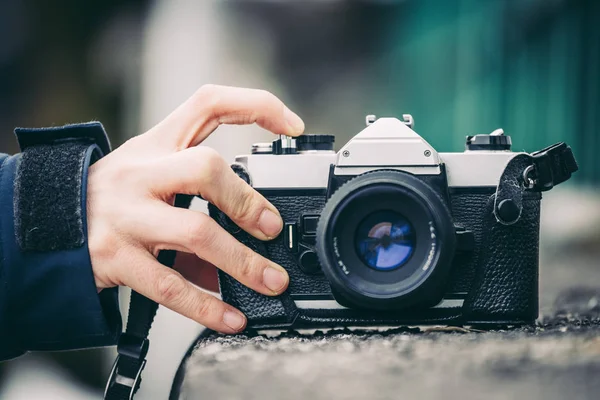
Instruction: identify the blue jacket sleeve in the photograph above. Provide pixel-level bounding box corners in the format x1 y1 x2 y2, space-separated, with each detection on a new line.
0 126 122 361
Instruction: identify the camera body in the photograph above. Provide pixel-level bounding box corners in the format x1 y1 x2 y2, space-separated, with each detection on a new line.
210 115 577 329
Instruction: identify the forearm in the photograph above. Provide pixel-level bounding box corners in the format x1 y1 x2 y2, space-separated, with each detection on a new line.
0 123 122 361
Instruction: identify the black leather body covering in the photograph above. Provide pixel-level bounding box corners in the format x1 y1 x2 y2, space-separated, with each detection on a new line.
209 161 542 328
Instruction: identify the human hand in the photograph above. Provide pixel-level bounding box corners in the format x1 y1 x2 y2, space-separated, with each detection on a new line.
86 85 305 333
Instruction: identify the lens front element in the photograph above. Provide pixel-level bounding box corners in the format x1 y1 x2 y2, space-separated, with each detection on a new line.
355 211 415 271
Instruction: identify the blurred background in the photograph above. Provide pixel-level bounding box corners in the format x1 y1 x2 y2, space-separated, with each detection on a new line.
0 0 598 399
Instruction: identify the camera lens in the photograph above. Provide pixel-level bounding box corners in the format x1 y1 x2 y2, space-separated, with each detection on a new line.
316 170 456 310
354 211 415 271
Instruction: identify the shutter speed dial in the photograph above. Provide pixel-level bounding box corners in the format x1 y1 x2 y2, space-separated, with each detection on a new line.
252 134 335 155
297 135 335 153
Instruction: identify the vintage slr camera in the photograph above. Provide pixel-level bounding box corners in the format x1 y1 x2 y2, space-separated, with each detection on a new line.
210 115 578 328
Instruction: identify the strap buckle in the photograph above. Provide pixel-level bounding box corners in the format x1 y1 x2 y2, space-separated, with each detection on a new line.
104 356 146 400
528 142 579 192
103 334 149 400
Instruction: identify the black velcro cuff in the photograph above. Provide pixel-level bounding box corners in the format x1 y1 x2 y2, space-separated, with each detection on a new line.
13 122 110 252
15 121 111 155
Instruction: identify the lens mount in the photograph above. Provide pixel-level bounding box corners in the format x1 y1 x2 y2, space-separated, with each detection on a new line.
316 170 456 309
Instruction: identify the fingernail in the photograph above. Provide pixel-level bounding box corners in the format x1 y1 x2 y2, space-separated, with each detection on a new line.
258 209 283 238
284 106 305 135
263 267 288 294
223 310 246 331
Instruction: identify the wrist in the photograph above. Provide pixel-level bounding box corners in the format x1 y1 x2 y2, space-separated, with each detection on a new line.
6 122 121 351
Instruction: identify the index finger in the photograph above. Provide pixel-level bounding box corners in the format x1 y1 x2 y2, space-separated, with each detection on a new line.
150 146 283 241
146 85 305 152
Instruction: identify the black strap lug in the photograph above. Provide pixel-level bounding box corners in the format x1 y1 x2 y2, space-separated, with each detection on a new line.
530 142 579 192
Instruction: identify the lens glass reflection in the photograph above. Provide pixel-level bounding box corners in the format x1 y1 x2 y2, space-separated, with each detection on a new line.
355 210 415 271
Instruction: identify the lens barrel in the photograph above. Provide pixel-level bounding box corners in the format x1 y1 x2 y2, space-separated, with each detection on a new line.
316 170 456 310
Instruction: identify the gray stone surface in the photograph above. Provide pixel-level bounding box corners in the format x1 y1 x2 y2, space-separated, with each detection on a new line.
176 191 600 400
178 306 600 400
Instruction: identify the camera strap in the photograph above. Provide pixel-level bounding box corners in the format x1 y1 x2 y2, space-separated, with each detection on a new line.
104 194 193 400
494 142 578 225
